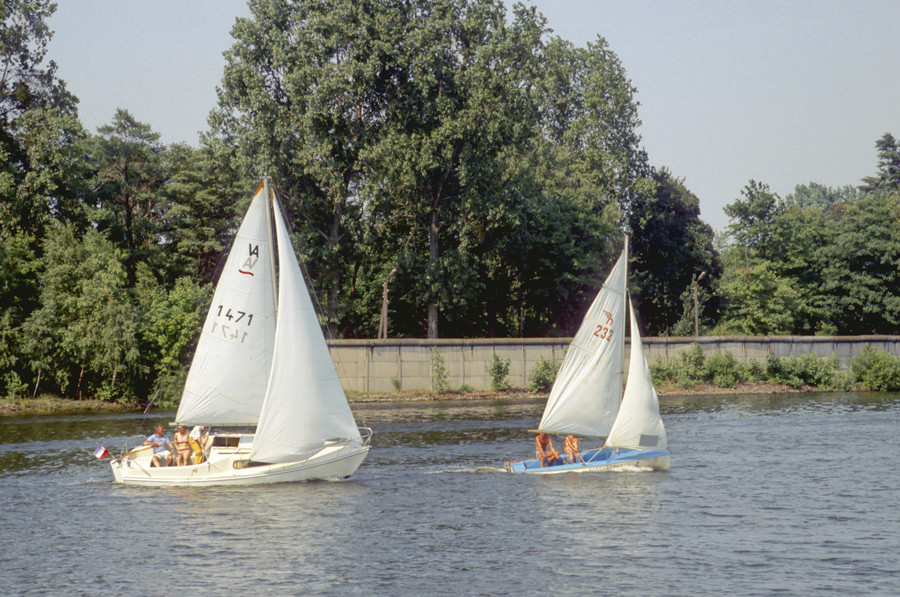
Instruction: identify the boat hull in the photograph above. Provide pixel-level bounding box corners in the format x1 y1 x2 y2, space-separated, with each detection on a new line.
504 447 670 474
111 442 369 487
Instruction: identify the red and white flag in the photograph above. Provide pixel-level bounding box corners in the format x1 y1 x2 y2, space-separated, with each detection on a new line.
93 444 110 459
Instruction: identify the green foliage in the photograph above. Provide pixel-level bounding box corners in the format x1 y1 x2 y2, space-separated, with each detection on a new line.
850 346 900 391
629 168 720 335
765 352 838 389
714 258 800 335
528 356 561 392
650 343 705 389
430 348 449 394
651 345 845 391
135 264 211 401
486 352 511 391
705 352 741 388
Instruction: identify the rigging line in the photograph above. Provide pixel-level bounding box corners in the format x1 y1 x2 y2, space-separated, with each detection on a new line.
272 186 336 340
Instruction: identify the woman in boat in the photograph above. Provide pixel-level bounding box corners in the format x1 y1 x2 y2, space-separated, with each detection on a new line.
173 425 192 466
535 432 559 467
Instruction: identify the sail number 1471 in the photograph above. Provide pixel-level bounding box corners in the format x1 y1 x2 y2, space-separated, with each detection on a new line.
210 304 254 343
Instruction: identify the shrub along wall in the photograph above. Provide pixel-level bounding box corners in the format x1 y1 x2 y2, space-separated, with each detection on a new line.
328 336 900 393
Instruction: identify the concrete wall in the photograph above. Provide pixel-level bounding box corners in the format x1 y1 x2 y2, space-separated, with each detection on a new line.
328 336 900 393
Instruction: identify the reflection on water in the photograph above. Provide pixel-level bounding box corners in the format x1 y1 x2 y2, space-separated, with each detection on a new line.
1 392 899 596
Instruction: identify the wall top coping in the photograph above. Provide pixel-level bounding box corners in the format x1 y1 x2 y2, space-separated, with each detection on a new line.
327 335 900 347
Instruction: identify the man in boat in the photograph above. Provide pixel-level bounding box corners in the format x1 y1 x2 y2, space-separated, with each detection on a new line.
564 435 583 464
188 425 210 464
143 425 175 467
535 432 559 467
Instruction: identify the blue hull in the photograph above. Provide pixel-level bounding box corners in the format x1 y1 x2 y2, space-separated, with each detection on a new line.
504 447 670 474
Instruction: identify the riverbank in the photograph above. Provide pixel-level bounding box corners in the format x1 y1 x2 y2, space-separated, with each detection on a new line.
1 382 807 416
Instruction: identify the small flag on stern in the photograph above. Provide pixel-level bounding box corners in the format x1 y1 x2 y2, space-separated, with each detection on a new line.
93 444 109 459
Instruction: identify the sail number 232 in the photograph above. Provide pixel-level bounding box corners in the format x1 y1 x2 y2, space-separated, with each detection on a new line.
593 324 613 341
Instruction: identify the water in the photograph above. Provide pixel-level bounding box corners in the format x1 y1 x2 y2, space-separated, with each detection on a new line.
2 393 899 596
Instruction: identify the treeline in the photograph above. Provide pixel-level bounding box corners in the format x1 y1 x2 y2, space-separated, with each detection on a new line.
1 0 898 404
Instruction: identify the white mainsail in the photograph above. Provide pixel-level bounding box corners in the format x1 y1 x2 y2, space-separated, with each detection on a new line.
537 248 627 437
249 197 363 463
604 298 668 450
175 185 277 426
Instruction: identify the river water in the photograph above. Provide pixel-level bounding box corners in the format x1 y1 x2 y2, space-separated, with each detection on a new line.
1 392 898 596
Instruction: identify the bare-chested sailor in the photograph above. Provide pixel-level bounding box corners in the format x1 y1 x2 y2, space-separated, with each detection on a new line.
535 432 559 467
564 434 582 464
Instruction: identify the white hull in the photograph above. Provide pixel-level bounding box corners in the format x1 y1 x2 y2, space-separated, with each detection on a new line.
111 441 369 487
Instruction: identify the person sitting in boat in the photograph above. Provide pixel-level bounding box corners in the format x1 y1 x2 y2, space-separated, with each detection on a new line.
144 425 175 467
535 432 559 467
188 425 210 464
564 434 583 464
173 425 192 466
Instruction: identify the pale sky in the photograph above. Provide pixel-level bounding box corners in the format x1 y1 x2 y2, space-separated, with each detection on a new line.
48 1 900 231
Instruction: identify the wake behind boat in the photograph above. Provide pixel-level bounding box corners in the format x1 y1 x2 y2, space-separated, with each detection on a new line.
110 180 370 486
503 241 670 474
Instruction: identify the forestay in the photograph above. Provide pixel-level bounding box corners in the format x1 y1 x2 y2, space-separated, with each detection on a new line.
537 249 627 438
249 199 363 463
175 186 277 426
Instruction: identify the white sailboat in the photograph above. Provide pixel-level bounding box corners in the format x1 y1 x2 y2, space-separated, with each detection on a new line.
504 242 669 474
111 180 370 486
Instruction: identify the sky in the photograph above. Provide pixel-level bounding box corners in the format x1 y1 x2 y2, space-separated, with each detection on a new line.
48 0 900 231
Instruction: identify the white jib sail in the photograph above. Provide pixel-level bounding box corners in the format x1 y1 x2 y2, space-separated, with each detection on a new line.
175 184 277 426
249 197 362 464
604 297 667 451
538 249 627 437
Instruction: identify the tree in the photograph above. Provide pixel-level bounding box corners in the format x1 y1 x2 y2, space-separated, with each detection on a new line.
819 194 900 334
160 142 242 285
860 133 900 194
723 180 781 260
90 109 167 282
22 224 141 399
134 263 211 404
628 168 720 335
363 0 542 338
209 0 406 326
714 258 799 335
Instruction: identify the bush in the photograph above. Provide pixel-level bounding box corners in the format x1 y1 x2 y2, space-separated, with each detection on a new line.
486 352 511 391
651 344 706 389
766 352 838 389
741 358 766 383
430 348 449 393
705 352 741 388
850 346 900 391
528 356 561 392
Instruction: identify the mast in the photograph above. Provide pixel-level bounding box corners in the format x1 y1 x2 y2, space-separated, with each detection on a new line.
262 177 278 311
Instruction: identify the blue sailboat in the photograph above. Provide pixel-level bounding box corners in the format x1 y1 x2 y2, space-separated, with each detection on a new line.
504 242 670 474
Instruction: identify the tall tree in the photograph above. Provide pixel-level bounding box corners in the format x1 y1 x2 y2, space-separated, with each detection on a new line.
368 0 543 338
723 180 781 261
209 0 406 326
22 224 141 399
90 108 166 282
628 168 720 335
860 133 900 194
819 194 900 334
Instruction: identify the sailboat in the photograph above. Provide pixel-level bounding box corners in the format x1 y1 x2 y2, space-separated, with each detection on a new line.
111 180 371 486
504 241 669 474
